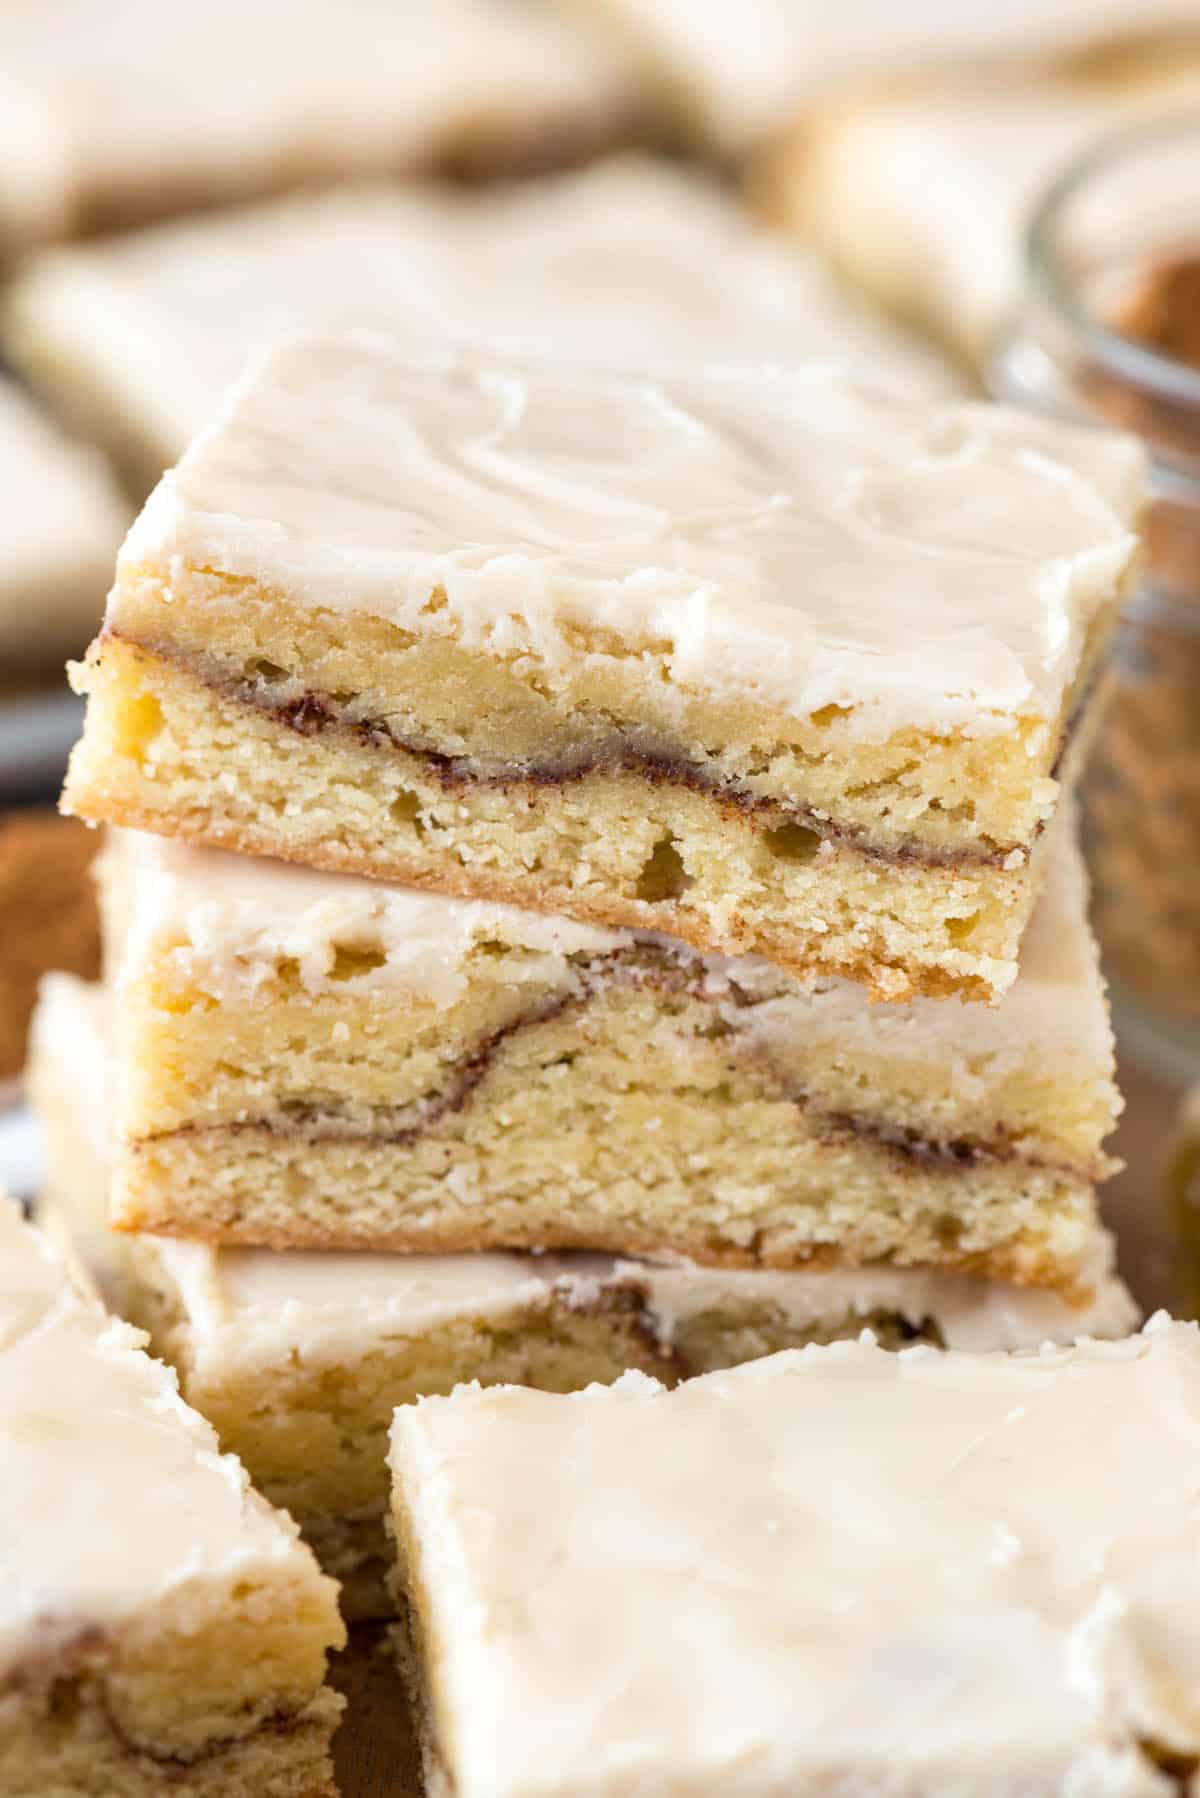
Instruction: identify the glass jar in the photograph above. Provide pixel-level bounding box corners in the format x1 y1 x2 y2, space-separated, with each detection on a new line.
990 113 1200 1084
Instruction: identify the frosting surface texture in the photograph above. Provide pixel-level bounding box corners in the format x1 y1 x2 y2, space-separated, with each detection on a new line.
120 333 1144 733
392 1321 1200 1797
0 1199 310 1675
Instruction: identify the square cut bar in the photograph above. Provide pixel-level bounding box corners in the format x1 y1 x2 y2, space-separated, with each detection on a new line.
31 972 1139 1617
0 1198 344 1797
766 56 1200 371
0 378 126 663
89 820 1120 1292
389 1322 1200 1798
63 333 1144 1001
5 156 959 502
0 0 634 255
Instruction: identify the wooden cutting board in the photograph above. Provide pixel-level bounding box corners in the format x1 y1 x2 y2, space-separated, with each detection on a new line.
331 1052 1187 1796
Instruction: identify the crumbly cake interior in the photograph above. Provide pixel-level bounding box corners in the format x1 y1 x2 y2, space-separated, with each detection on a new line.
68 620 1103 1001
102 822 1117 1160
106 957 1107 1284
0 1684 341 1798
113 1032 1099 1287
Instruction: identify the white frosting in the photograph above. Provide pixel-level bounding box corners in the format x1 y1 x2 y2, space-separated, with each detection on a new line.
391 1322 1200 1797
0 1197 322 1678
628 1241 1137 1352
13 157 959 475
118 332 1144 737
106 828 626 1007
590 0 1200 152
0 0 628 250
34 970 1136 1378
159 1242 637 1378
804 64 1200 366
0 378 126 651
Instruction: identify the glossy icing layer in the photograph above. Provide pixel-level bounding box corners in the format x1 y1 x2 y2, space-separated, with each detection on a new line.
392 1320 1200 1797
0 1198 327 1678
118 333 1143 735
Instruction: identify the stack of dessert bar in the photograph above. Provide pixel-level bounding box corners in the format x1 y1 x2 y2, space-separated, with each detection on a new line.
44 324 1143 1626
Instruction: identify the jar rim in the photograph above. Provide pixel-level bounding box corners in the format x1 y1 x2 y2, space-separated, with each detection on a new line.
1026 108 1200 415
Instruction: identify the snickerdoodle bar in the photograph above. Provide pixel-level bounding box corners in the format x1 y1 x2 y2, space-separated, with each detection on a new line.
85 820 1121 1292
388 1321 1200 1796
64 334 1144 999
0 1197 344 1797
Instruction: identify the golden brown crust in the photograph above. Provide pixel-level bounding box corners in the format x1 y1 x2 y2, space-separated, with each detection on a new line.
65 631 1059 1000
64 778 994 1005
111 1169 1088 1298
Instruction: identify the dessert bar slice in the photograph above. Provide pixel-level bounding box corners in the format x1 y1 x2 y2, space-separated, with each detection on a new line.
6 156 958 501
63 333 1144 1000
0 378 126 663
389 1321 1200 1797
0 0 633 255
0 1198 345 1797
767 55 1200 371
575 0 1199 154
31 971 1139 1618
87 820 1120 1291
